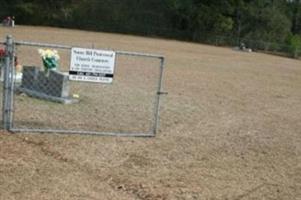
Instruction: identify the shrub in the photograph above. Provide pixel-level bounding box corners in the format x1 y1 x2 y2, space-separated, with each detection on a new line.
287 34 301 58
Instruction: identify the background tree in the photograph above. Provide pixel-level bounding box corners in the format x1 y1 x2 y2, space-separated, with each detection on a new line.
0 0 300 57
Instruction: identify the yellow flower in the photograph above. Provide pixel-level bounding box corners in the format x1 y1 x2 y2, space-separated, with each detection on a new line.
38 49 46 58
38 49 60 60
72 94 80 98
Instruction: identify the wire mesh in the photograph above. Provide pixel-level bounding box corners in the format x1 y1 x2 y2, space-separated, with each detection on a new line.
11 41 164 136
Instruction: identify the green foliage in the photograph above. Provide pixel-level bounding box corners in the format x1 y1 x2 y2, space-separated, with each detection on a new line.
1 0 300 58
242 2 291 50
0 1 9 17
287 34 301 58
14 3 37 24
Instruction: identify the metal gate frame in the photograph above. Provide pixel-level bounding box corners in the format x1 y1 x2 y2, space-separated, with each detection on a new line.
1 35 166 137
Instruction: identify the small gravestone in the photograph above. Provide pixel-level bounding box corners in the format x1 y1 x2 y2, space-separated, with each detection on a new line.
18 66 78 104
2 17 15 27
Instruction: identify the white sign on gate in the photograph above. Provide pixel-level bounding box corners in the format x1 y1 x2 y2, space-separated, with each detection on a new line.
69 47 116 83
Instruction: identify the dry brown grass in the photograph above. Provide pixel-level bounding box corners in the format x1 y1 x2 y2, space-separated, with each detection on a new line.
0 25 301 200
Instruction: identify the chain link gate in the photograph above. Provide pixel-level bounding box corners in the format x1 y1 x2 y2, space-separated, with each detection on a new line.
1 35 166 137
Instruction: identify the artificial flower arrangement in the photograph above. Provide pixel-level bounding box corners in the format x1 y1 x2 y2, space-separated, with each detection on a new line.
0 49 21 70
0 48 5 63
0 48 23 81
38 49 60 72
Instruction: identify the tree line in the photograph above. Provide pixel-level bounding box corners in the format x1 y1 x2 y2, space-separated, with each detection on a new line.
1 0 301 57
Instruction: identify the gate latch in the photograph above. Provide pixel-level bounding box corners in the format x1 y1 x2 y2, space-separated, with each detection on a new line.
157 91 168 95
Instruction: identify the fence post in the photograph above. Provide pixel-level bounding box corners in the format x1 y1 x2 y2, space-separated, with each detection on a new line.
2 35 14 130
153 57 166 135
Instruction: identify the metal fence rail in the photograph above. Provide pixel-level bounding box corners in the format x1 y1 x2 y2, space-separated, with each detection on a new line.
2 35 166 137
15 40 164 58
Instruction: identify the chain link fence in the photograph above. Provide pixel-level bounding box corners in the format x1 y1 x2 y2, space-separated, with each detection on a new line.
2 35 166 137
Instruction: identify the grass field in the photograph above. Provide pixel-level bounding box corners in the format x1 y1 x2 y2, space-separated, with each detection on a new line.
0 26 301 200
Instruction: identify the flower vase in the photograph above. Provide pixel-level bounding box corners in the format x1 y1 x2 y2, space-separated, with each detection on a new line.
43 57 58 75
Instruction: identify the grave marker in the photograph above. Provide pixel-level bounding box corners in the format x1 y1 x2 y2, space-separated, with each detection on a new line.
19 66 77 104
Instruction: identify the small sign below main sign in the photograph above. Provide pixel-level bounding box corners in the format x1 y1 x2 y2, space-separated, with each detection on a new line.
69 48 116 83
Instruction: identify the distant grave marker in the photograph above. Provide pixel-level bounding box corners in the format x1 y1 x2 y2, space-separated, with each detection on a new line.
2 16 15 27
